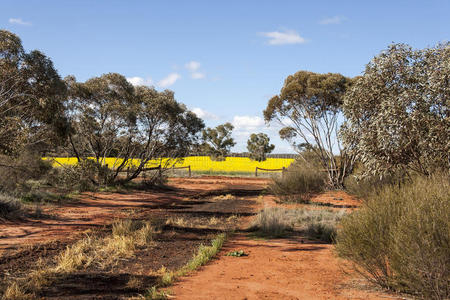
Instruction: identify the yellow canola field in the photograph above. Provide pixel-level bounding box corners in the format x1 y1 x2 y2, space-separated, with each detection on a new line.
44 156 295 173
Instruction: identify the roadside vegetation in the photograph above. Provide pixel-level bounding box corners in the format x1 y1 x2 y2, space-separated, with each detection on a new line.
1 217 229 300
336 174 449 299
250 207 346 242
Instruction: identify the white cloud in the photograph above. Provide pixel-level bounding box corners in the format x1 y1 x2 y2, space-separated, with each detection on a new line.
191 108 218 120
185 61 201 72
126 76 153 86
185 61 206 79
9 18 31 26
158 73 181 88
191 72 206 79
319 16 347 25
232 115 265 132
260 30 306 45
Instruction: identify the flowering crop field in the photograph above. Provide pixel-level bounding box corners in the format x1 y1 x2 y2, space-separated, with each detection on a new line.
44 156 295 173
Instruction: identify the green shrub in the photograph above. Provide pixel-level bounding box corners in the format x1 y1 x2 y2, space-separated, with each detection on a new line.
51 159 113 191
268 160 326 203
335 173 450 299
344 172 404 200
0 153 52 194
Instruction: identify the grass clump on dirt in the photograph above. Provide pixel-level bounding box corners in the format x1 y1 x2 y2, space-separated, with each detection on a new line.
1 219 156 299
55 219 154 272
250 207 346 242
268 161 326 203
181 233 226 273
250 207 293 237
145 233 226 298
336 173 450 299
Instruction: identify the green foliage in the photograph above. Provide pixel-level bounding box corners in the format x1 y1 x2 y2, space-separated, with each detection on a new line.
264 71 355 188
335 173 450 299
66 75 204 184
182 233 226 272
268 159 326 203
247 133 275 162
0 152 53 194
342 43 450 177
0 30 68 155
51 159 113 191
343 171 404 200
201 123 236 161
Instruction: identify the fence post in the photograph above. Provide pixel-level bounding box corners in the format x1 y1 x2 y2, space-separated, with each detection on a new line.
188 165 191 177
282 167 286 179
255 167 258 177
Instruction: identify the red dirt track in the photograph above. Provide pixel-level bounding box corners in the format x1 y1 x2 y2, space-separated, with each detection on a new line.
0 177 405 299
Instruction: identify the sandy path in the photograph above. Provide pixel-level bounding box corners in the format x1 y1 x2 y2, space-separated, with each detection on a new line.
170 191 404 300
171 235 403 300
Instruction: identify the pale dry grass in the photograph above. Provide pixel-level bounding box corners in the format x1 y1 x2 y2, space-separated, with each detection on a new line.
2 282 34 300
2 219 155 297
250 207 346 241
213 194 235 201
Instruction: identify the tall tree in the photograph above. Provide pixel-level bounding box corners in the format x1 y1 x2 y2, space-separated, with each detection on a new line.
66 74 204 183
264 71 355 188
341 43 450 176
201 123 236 161
247 133 275 162
0 30 68 155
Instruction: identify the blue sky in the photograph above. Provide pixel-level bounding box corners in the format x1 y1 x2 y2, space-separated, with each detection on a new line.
2 0 449 153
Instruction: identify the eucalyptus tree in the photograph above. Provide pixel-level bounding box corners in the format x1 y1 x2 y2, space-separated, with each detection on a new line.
341 43 450 177
65 73 137 168
66 74 204 183
247 133 275 162
120 86 204 181
0 30 68 155
201 122 236 161
264 71 355 188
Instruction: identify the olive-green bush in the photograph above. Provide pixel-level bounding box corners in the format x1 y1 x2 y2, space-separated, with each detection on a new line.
269 160 326 203
336 173 450 299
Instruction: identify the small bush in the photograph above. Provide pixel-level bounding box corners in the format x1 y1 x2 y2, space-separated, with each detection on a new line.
250 207 345 241
0 194 22 219
335 173 450 299
305 223 336 243
250 207 293 237
50 159 113 192
344 172 403 200
269 161 326 203
0 153 52 194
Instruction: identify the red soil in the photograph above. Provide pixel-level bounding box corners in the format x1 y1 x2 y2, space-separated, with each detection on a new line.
0 177 405 299
171 235 401 300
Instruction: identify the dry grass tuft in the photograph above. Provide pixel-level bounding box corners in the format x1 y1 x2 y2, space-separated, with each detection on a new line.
126 276 143 290
213 194 236 201
2 219 155 297
1 282 34 300
250 207 346 241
